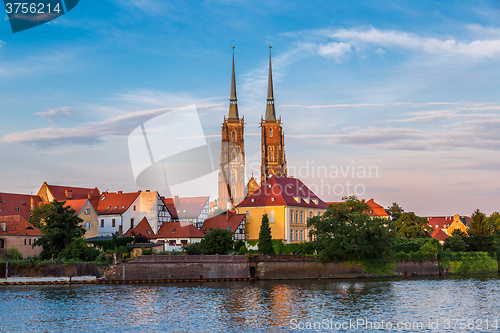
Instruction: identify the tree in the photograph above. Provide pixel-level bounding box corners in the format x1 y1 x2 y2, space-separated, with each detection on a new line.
308 196 396 261
443 234 467 252
200 228 234 255
467 209 493 253
386 202 404 221
394 212 433 238
32 200 86 259
487 212 500 235
258 213 274 255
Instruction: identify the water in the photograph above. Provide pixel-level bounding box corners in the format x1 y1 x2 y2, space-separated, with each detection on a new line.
1 275 500 332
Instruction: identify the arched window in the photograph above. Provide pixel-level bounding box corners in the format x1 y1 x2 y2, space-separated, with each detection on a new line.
231 149 237 162
231 130 236 143
231 186 237 197
230 169 237 182
268 146 274 162
269 210 275 223
269 128 273 137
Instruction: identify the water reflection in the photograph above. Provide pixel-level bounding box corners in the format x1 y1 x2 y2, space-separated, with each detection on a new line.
0 275 499 332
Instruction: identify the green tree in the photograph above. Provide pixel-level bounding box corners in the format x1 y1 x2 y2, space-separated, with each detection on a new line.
443 234 467 252
467 209 494 253
200 228 235 255
32 200 86 260
394 212 433 238
386 202 404 221
487 212 500 235
258 214 274 255
308 196 396 261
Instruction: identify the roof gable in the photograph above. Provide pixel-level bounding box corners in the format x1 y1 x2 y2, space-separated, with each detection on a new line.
0 215 43 236
174 196 209 219
40 183 100 210
201 212 245 234
125 217 155 239
237 176 328 209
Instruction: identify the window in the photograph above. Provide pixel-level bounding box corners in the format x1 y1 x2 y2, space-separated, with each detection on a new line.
15 207 20 212
29 239 31 245
25 239 27 245
130 218 135 228
100 219 104 228
300 230 303 241
268 147 274 162
290 210 293 224
122 205 126 209
114 206 118 209
295 211 298 224
181 240 188 245
169 240 176 245
85 209 91 215
309 211 313 218
269 128 273 137
107 206 111 210
300 211 304 224
245 210 250 216
133 206 136 211
290 229 294 241
230 169 237 182
85 222 91 229
296 230 299 241
231 130 236 143
112 219 116 228
269 210 275 223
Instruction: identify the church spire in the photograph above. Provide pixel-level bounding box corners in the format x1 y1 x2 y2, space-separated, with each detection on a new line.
228 46 239 119
265 46 276 121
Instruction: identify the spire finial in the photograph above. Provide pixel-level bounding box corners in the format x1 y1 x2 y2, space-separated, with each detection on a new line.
265 46 276 121
228 46 239 119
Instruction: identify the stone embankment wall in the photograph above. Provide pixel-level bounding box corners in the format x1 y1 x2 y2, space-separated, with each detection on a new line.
112 254 250 281
6 263 102 277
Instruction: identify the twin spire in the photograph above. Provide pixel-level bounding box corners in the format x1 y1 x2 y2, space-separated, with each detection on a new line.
228 46 277 121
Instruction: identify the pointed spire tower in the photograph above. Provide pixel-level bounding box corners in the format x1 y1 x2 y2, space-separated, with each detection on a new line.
261 46 287 184
218 47 246 211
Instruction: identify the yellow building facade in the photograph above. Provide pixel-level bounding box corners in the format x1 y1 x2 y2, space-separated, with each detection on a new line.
236 176 328 244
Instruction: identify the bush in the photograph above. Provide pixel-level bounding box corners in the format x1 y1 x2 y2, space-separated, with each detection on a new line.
184 242 203 255
237 245 248 255
234 240 246 252
141 248 153 255
58 238 102 262
7 247 22 260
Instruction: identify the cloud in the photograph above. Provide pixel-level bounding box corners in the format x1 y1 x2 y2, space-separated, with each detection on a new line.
310 26 500 61
0 90 224 146
35 107 79 122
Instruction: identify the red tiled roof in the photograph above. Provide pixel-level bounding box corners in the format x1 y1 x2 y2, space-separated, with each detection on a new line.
431 228 449 241
174 196 209 219
43 184 100 209
201 212 245 234
65 199 90 215
365 199 389 218
426 216 455 229
0 192 43 220
97 191 140 215
237 176 328 209
0 215 43 236
156 222 205 239
162 198 178 220
125 217 156 239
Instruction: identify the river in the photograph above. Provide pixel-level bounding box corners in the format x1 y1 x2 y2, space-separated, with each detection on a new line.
1 274 499 332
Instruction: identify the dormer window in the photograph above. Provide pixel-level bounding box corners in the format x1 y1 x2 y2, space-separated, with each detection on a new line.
312 199 318 205
122 205 126 209
303 198 310 204
15 207 20 212
107 206 111 210
114 206 118 209
251 199 255 202
293 197 300 203
101 197 106 201
271 198 275 201
172 229 176 233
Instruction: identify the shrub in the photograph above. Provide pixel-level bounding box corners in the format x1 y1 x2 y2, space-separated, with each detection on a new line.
234 240 246 252
6 247 22 260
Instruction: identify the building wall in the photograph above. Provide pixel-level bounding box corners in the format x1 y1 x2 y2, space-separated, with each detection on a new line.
79 201 98 239
238 205 286 241
155 237 202 252
239 205 326 243
97 214 123 237
1 235 42 258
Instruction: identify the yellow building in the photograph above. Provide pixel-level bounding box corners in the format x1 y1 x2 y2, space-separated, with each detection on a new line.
447 214 468 235
236 176 328 243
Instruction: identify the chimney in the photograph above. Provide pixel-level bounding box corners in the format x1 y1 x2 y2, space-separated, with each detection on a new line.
118 191 122 194
1 222 6 232
174 196 180 206
118 225 123 237
65 190 73 199
87 192 92 200
146 190 150 192
30 197 36 210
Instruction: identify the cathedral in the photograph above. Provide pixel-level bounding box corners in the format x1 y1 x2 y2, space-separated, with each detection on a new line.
218 47 287 210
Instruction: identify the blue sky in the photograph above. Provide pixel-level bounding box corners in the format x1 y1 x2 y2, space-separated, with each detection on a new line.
1 0 500 215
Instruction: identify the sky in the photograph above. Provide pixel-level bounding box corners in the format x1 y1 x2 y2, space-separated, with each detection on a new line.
1 0 500 216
